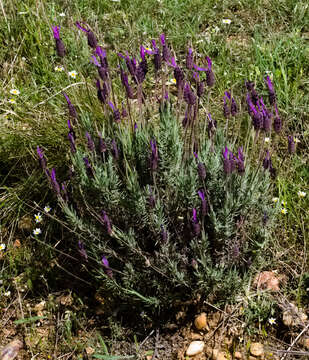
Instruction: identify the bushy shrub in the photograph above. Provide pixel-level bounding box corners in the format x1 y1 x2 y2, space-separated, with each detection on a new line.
36 28 278 313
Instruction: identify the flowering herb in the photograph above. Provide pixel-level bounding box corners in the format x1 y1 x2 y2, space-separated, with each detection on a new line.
101 255 113 278
236 147 245 174
75 21 97 48
50 168 61 196
86 132 95 152
151 39 162 72
186 48 193 70
191 208 201 237
265 75 276 105
61 182 69 202
160 33 171 62
183 82 196 105
120 68 134 99
78 241 88 261
150 139 158 171
52 25 65 57
83 157 94 178
68 132 76 153
222 146 232 174
198 190 208 216
63 92 77 119
37 146 47 170
96 79 108 104
111 139 119 160
101 211 112 234
288 135 296 154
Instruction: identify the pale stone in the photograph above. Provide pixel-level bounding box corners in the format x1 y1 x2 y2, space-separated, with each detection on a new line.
234 351 242 359
186 341 205 356
0 339 23 360
304 338 309 349
253 271 280 292
250 342 264 357
194 313 207 330
212 349 228 360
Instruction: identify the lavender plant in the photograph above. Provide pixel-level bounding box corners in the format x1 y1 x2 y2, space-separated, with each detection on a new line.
37 31 279 313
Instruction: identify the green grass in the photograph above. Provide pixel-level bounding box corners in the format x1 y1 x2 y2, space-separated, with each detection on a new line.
0 0 308 354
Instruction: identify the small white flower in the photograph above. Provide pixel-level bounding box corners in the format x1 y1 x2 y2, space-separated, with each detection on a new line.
68 70 77 79
264 137 270 143
10 89 20 95
281 208 288 215
4 291 11 297
0 243 6 251
34 213 43 223
298 191 306 198
272 197 279 203
59 12 66 17
294 137 300 143
166 78 176 85
54 65 64 72
268 317 276 325
44 205 51 213
8 98 16 104
222 19 232 25
33 228 42 236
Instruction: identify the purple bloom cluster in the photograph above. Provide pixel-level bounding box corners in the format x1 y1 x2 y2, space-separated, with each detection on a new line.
102 256 113 278
75 21 97 48
101 211 112 235
150 139 158 171
222 146 245 175
52 25 66 57
223 91 238 117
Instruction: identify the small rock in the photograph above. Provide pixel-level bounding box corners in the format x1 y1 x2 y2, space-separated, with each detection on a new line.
282 303 308 327
186 341 205 356
191 333 203 340
194 313 207 330
34 300 46 313
250 342 264 357
18 216 32 232
303 338 309 349
234 351 242 359
0 339 23 360
212 349 227 360
253 271 280 292
85 347 95 355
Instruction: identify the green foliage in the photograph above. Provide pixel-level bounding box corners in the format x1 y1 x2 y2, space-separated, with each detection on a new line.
48 97 275 313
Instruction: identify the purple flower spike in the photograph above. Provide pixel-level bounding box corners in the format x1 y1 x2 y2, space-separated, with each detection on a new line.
186 48 193 70
50 168 61 196
148 186 156 208
231 97 238 116
206 57 215 87
263 150 271 170
98 133 107 154
198 190 208 216
83 157 94 178
101 255 113 278
108 101 121 122
61 181 69 202
63 92 77 119
223 94 230 118
111 139 119 160
274 104 282 133
75 21 97 48
101 211 112 235
191 208 201 237
288 135 296 154
150 139 158 171
183 83 196 105
151 39 162 72
120 68 134 99
222 146 232 174
37 146 47 170
96 79 108 104
52 25 60 39
78 241 88 261
236 147 245 174
68 132 76 153
265 75 276 105
160 33 171 62
86 132 95 152
52 25 65 57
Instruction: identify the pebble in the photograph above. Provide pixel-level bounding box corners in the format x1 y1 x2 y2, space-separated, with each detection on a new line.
212 349 228 360
186 341 205 356
194 313 207 330
250 342 264 357
0 339 23 360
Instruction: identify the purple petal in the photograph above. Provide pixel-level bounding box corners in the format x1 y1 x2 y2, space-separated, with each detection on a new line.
75 21 88 32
